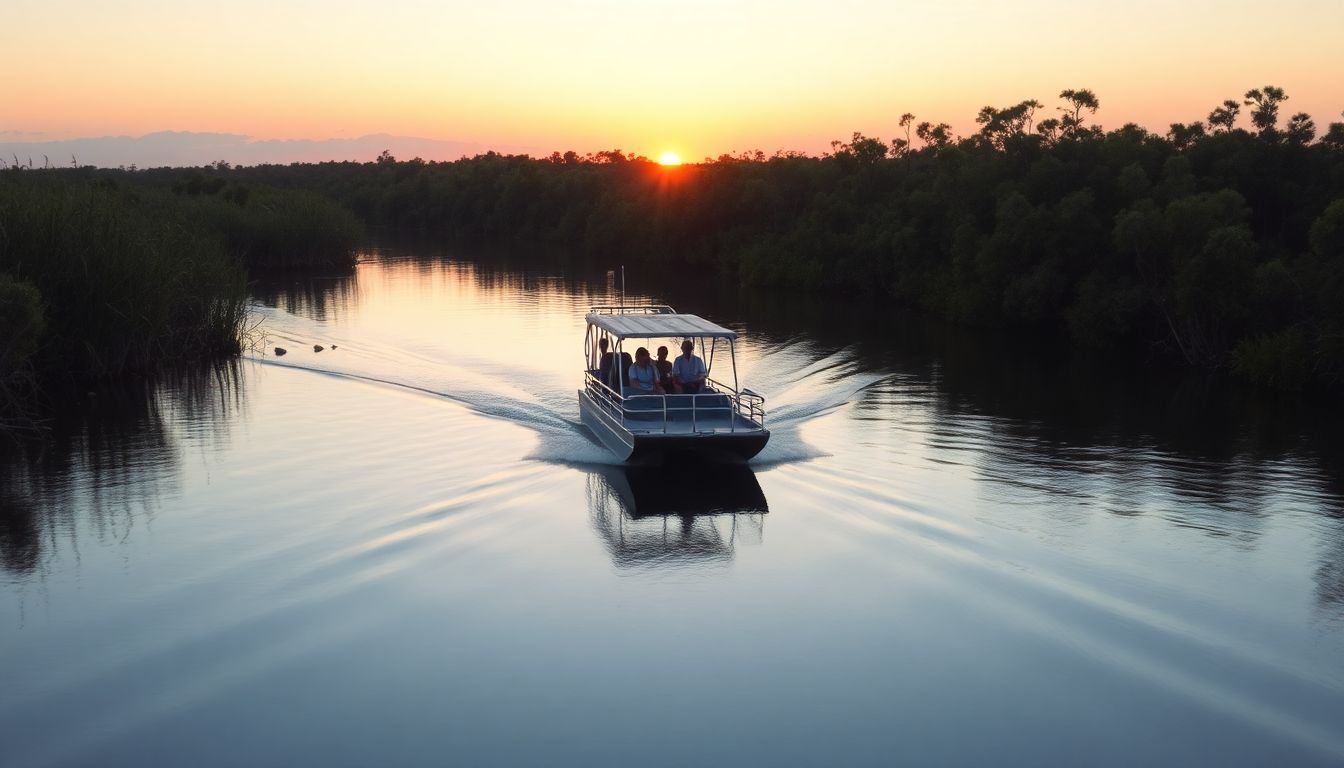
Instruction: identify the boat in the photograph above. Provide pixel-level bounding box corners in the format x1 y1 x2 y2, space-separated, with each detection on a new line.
578 305 770 462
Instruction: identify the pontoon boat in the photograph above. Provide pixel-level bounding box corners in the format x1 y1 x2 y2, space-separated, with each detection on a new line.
579 305 769 462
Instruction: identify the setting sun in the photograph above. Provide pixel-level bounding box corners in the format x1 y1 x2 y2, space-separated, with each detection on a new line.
658 151 682 166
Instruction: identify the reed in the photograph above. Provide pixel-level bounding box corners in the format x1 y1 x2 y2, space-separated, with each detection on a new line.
0 173 249 383
182 185 365 270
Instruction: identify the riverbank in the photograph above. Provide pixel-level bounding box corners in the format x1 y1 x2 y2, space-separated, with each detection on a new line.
0 169 363 434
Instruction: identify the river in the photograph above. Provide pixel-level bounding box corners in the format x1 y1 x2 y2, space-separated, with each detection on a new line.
3 247 1343 766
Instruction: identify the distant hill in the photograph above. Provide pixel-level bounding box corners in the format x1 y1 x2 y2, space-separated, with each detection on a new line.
0 131 517 168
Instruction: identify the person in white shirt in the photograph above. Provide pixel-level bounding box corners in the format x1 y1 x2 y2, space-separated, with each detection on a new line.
671 338 707 394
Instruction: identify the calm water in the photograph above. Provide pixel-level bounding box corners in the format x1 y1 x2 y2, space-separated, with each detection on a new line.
4 249 1344 766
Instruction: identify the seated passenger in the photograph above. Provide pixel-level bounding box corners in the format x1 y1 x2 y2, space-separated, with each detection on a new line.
626 347 663 396
618 351 633 388
595 337 633 390
655 345 674 392
671 338 707 394
596 337 617 387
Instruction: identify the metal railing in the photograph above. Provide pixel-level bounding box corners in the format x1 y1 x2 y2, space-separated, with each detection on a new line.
709 376 765 427
587 305 676 316
585 370 765 435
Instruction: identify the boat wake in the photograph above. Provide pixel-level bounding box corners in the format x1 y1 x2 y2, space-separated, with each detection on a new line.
249 303 887 466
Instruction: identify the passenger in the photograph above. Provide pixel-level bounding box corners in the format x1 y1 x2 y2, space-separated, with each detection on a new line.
595 337 632 390
618 351 633 388
672 338 707 394
626 347 663 395
654 345 673 392
596 337 617 387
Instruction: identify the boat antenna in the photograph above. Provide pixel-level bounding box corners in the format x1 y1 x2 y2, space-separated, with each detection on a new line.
621 265 626 309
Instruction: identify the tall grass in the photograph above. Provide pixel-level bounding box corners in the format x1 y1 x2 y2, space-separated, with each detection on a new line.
0 274 45 432
0 173 249 383
182 185 365 270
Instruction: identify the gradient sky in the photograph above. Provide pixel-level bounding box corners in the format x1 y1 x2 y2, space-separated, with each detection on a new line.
6 0 1343 160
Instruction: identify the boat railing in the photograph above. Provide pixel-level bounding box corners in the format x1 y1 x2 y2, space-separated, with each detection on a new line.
587 305 676 315
709 376 766 427
584 370 765 434
585 370 626 416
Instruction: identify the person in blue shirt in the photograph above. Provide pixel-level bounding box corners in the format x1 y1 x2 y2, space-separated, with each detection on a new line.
626 347 664 396
671 338 707 394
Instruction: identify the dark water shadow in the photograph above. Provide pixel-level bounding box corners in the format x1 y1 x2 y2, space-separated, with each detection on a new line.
586 462 768 570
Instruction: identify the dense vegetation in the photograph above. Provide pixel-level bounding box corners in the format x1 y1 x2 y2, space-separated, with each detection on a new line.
5 85 1343 393
0 170 362 431
197 86 1344 390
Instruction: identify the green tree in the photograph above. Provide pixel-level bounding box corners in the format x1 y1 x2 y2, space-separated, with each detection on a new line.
1243 85 1288 136
976 100 1043 147
1310 198 1344 259
1208 99 1241 133
915 121 953 148
1320 112 1344 149
1036 118 1061 143
830 132 888 164
893 113 916 156
1167 121 1206 150
1058 89 1100 137
1283 112 1316 145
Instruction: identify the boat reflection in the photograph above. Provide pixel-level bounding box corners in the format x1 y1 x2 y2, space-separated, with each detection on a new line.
587 463 768 569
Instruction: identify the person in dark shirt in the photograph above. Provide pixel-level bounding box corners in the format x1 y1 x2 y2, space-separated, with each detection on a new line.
654 345 674 392
595 336 632 390
597 337 616 386
617 351 633 388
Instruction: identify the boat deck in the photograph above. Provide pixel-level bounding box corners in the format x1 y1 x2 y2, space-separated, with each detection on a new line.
624 414 761 434
620 391 762 434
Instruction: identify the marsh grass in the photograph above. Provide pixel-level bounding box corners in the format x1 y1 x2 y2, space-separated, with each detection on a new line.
0 169 364 438
0 173 249 383
183 185 365 270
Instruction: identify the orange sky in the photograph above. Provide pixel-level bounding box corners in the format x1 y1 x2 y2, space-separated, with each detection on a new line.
6 0 1343 159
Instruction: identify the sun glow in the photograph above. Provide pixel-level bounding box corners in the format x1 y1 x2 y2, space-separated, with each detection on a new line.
658 151 682 166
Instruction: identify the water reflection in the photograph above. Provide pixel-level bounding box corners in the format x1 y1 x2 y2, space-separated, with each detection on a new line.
6 247 1344 766
0 362 244 581
248 246 1344 606
250 265 358 322
587 463 767 569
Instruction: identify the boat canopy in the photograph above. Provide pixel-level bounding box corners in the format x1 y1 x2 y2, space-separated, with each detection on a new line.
586 312 737 340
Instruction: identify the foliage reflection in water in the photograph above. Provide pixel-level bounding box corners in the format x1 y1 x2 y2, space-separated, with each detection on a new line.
3 247 1344 767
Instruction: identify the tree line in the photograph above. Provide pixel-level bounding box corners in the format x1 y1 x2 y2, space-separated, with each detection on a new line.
8 84 1344 396
196 85 1344 389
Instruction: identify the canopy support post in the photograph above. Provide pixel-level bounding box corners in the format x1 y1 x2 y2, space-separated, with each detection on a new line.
730 340 738 392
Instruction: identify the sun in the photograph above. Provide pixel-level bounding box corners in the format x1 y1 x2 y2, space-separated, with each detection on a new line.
657 151 682 166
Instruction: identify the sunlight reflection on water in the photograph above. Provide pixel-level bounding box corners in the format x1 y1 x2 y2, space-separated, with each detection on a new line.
3 249 1344 767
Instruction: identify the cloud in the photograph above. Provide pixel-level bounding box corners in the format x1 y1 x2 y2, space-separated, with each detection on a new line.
0 131 519 168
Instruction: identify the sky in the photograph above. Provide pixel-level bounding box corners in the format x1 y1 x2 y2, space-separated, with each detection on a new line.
4 0 1343 163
